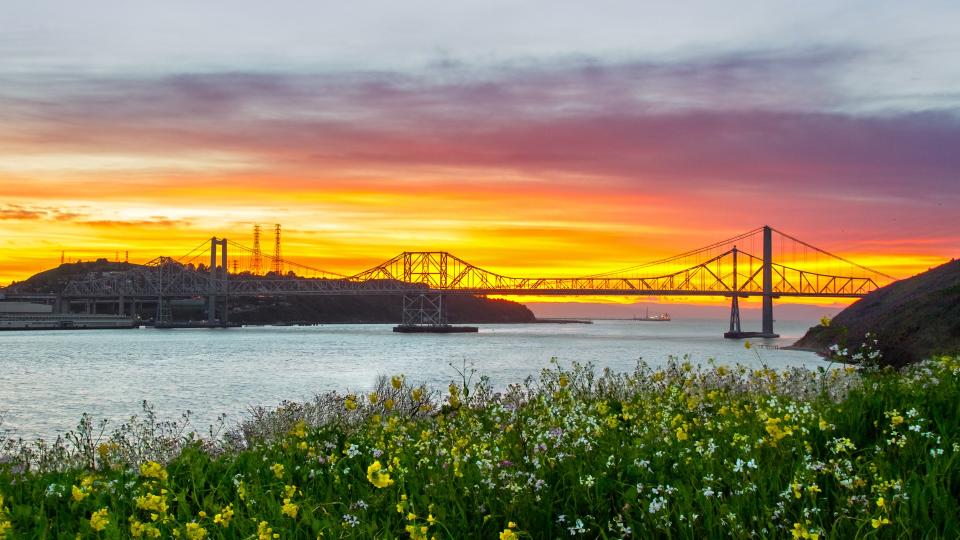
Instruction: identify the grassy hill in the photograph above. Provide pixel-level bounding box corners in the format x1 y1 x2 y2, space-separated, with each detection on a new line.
793 259 960 366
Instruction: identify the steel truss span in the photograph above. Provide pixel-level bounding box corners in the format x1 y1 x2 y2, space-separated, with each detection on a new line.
55 226 896 336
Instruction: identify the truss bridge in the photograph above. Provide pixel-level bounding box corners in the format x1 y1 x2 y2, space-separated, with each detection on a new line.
54 226 894 337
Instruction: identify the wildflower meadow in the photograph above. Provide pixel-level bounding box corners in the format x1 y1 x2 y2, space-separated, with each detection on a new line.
1 352 959 539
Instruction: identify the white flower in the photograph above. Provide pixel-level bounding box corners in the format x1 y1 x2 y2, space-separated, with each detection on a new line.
648 496 668 514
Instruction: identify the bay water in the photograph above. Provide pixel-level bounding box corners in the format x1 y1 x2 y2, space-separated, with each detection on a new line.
0 319 824 441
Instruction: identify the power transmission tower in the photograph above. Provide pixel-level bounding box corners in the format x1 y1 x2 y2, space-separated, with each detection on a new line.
272 224 282 275
252 224 262 275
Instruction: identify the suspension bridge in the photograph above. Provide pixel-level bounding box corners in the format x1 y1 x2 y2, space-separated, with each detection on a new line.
28 225 894 337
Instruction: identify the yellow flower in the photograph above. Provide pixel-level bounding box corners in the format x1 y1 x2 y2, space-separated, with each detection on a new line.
558 374 569 388
213 504 234 527
427 514 437 525
271 463 285 479
289 421 307 439
385 398 395 410
185 522 207 540
819 316 831 327
790 521 820 539
499 529 518 540
136 494 167 514
876 497 885 508
744 340 752 350
392 375 404 389
675 427 688 441
129 519 160 538
891 415 904 426
344 395 358 411
369 392 379 404
140 461 169 482
871 517 891 528
508 521 517 528
89 508 110 532
71 485 88 502
366 460 395 488
411 387 424 401
257 521 279 540
407 512 417 521
282 500 299 519
405 524 428 540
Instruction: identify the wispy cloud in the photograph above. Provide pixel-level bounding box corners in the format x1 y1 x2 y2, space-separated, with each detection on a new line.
2 51 957 201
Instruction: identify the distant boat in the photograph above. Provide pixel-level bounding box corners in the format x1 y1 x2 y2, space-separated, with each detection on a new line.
634 308 671 322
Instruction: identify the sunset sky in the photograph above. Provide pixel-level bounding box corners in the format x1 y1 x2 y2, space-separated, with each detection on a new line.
1 1 958 313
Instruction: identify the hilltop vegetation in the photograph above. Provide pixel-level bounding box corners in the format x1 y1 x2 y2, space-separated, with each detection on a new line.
794 259 960 366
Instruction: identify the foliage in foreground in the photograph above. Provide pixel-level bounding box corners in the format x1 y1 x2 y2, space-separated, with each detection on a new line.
1 354 960 539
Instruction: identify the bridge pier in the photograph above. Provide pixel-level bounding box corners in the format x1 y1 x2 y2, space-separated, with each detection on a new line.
393 293 477 333
762 225 776 336
208 238 217 323
207 237 228 326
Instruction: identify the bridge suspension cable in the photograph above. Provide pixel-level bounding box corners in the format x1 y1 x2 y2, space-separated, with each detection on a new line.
583 227 764 278
176 239 215 266
771 227 896 281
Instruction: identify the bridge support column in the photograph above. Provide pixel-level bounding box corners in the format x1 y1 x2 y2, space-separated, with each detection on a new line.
206 237 230 327
221 240 228 326
393 293 477 333
761 225 778 338
728 295 742 334
208 237 217 323
400 293 445 327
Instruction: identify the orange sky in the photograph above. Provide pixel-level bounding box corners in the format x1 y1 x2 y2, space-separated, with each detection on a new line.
0 161 951 302
2 42 958 301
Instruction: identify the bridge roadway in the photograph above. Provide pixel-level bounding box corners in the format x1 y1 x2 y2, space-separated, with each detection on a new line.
9 226 892 337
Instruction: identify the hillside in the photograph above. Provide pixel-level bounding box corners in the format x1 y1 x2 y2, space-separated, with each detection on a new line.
2 261 536 324
793 259 960 366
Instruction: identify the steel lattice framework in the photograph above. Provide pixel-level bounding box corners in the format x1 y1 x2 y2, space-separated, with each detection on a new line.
61 248 886 298
55 226 897 335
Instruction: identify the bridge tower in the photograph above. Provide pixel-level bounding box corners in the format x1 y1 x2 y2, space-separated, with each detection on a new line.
762 225 776 336
728 247 742 334
208 237 229 325
724 229 779 339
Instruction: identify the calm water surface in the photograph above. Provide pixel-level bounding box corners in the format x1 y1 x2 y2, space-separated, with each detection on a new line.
0 319 823 440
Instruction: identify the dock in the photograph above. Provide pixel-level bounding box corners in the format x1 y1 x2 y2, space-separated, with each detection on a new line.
393 325 478 333
723 331 780 339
